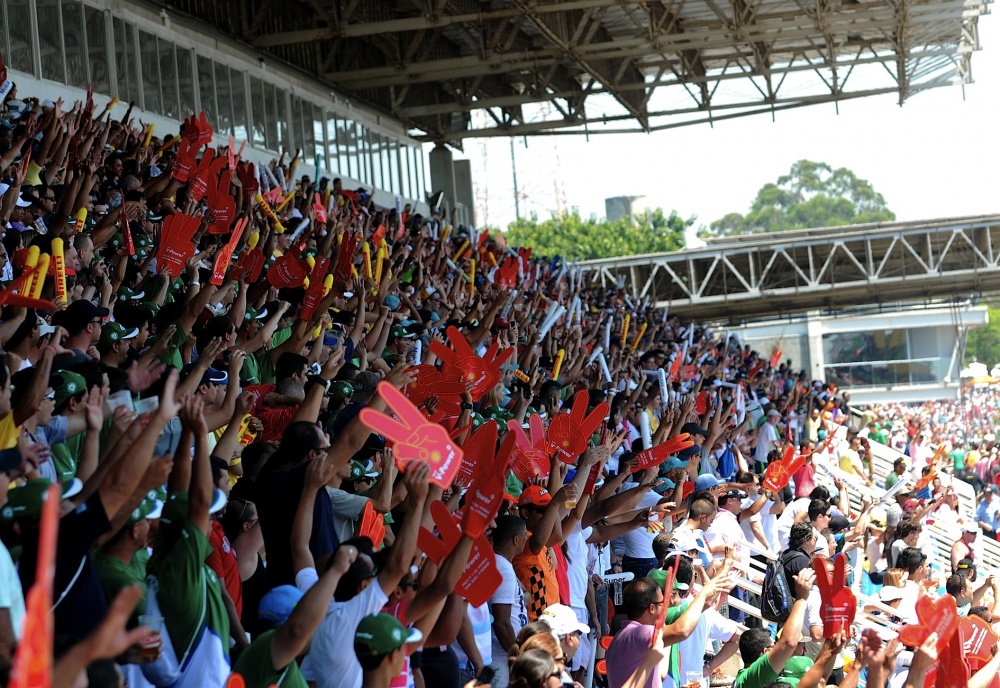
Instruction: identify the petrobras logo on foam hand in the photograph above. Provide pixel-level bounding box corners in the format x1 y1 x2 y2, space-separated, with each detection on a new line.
0 81 12 101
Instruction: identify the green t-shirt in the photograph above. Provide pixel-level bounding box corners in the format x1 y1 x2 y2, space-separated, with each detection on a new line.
885 472 900 490
232 630 308 688
50 437 81 484
951 449 967 472
93 549 150 624
734 653 779 688
871 430 888 445
148 492 230 658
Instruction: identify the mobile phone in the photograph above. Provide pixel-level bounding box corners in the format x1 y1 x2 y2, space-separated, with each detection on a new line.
475 666 496 686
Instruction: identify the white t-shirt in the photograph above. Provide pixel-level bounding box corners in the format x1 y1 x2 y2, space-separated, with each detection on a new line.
755 421 780 465
0 541 24 641
453 602 492 670
776 497 811 550
663 606 738 688
739 496 762 548
620 485 667 558
759 499 780 553
565 524 594 609
299 569 390 688
491 555 528 664
706 509 748 563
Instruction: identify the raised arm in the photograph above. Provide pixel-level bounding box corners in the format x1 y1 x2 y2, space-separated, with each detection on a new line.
377 462 430 593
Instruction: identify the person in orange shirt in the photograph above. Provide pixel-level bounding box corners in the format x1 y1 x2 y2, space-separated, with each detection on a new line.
512 485 577 621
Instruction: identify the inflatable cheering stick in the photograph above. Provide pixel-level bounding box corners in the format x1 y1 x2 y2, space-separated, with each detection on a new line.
548 390 610 463
359 383 463 490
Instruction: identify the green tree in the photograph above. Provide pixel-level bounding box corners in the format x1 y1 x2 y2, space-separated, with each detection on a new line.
965 307 1000 367
503 208 691 260
708 160 895 236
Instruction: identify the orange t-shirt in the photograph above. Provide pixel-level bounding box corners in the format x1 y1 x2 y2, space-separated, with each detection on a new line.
513 531 560 621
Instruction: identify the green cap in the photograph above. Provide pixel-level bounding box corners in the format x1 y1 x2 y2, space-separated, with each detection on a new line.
329 380 354 402
471 412 485 430
0 478 81 523
100 321 139 347
354 613 423 657
347 461 378 483
116 286 146 303
127 497 164 525
389 325 415 340
140 301 161 317
54 370 87 408
647 569 690 592
778 656 814 686
244 305 268 323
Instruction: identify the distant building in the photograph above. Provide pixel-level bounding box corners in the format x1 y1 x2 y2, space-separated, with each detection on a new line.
605 196 651 222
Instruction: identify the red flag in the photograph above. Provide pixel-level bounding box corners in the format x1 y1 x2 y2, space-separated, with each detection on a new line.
9 484 60 688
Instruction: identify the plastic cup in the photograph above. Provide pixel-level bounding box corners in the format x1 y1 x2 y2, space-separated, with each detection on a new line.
685 670 703 688
137 615 164 660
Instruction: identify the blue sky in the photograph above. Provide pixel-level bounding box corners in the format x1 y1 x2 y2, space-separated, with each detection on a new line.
458 14 999 234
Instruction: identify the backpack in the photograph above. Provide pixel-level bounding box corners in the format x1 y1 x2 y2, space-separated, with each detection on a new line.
761 558 794 623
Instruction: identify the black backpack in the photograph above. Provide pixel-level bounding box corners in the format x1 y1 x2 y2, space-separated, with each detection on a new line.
761 557 794 623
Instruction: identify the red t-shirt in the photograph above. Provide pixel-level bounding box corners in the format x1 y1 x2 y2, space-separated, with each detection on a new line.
208 520 242 616
244 383 300 443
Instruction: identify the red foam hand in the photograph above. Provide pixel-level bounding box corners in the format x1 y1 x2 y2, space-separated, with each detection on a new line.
962 615 1000 670
493 257 518 289
236 161 258 203
813 554 856 638
313 193 327 225
225 674 246 688
333 232 360 282
171 138 197 182
934 631 970 688
430 326 514 402
458 420 498 487
668 352 683 383
403 365 465 419
548 390 610 463
763 445 808 492
694 390 708 416
898 593 961 654
417 502 501 607
188 149 224 202
183 111 213 145
210 216 248 286
463 429 514 539
680 365 698 381
360 383 463 489
747 361 765 379
507 416 551 483
630 434 694 473
769 348 782 370
207 169 236 235
371 224 387 246
916 468 938 491
359 500 386 550
266 247 309 289
299 257 331 321
234 247 265 284
157 214 200 277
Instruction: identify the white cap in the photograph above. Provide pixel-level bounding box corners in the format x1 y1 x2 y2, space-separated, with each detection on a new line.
878 586 904 602
540 603 589 637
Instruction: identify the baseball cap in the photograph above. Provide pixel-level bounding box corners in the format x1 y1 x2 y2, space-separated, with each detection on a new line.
540 604 590 637
670 531 701 553
681 422 708 437
0 478 81 523
354 613 423 657
258 585 304 625
388 325 416 341
346 460 379 483
328 380 354 402
662 457 689 471
720 488 748 501
181 364 229 388
244 305 268 322
678 445 701 460
956 558 975 572
127 497 164 525
767 409 781 418
53 370 87 409
99 321 140 347
694 474 726 491
903 498 921 511
352 371 380 397
829 516 851 533
964 523 979 534
647 569 691 593
36 316 56 338
52 300 109 334
208 488 227 516
517 486 552 508
878 586 905 603
778 656 814 686
116 286 145 303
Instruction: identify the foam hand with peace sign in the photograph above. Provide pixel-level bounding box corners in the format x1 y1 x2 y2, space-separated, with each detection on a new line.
463 429 514 539
360 382 463 490
507 416 551 483
763 445 808 492
359 500 386 550
630 433 694 473
813 554 856 638
417 501 502 607
431 326 514 402
898 593 961 654
493 257 518 289
548 390 610 463
457 420 498 487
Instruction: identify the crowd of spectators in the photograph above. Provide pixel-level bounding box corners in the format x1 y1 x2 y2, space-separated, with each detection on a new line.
1 80 999 688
